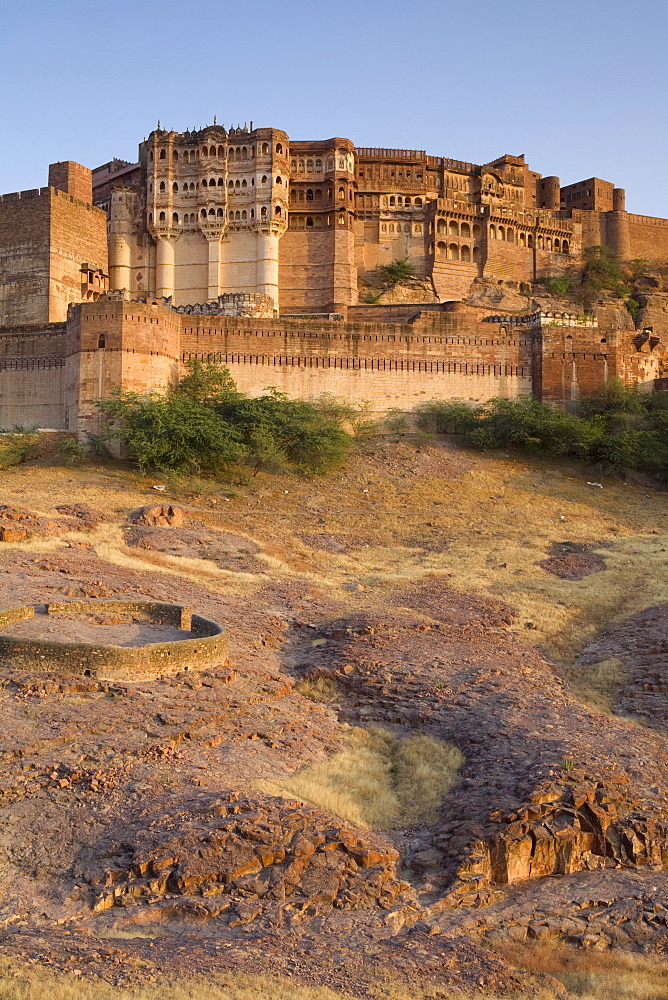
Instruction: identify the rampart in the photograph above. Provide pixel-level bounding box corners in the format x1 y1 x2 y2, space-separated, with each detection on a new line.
0 601 228 681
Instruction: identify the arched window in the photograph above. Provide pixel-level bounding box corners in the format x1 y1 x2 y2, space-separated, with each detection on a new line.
461 222 470 238
498 226 505 241
554 238 560 252
228 148 234 159
209 146 216 157
159 149 166 160
338 156 346 169
173 150 178 161
290 190 297 203
327 156 334 171
338 214 345 225
547 237 553 251
276 175 282 184
307 159 314 171
490 225 496 239
291 159 297 171
275 205 282 215
208 209 215 216
242 147 247 159
201 209 206 219
414 223 422 234
315 159 322 172
148 212 153 224
159 211 166 222
507 228 514 243
299 191 305 202
235 180 240 190
172 182 178 193
172 212 179 224
460 245 471 262
276 143 283 154
437 240 446 254
397 196 403 206
314 189 322 201
538 236 543 249
218 178 224 187
190 183 195 192
201 147 208 157
527 234 534 248
261 206 267 217
159 181 166 192
306 215 313 227
519 232 526 246
381 223 387 232
405 197 411 207
235 211 240 220
261 175 268 184
218 145 225 157
473 246 480 263
437 219 446 234
242 210 247 220
262 143 269 154
217 208 224 217
228 180 234 190
389 196 395 206
241 179 247 189
149 150 154 161
250 209 254 218
473 223 480 238
562 240 569 254
389 223 395 233
448 243 459 260
449 220 458 236
306 189 313 201
339 187 345 200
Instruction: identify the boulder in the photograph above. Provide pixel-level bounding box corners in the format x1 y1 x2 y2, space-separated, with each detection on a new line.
129 504 185 527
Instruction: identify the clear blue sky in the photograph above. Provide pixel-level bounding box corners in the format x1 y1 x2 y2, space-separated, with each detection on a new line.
1 0 666 217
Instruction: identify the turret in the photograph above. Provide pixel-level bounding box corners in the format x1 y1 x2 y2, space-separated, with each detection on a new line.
607 187 630 262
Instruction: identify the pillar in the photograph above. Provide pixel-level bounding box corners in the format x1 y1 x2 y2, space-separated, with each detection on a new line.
155 237 175 300
108 189 134 291
256 232 280 309
206 235 222 300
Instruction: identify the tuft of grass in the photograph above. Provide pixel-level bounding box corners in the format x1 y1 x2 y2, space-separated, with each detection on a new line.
566 656 628 714
497 942 668 999
295 676 341 702
258 727 463 829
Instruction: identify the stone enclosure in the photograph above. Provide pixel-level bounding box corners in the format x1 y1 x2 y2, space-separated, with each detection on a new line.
0 600 228 681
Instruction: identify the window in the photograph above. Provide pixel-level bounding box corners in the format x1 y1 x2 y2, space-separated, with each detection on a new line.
527 234 534 248
261 175 268 184
202 147 208 157
242 210 247 220
562 240 569 254
201 209 206 219
159 211 166 222
172 212 179 224
389 196 395 206
437 219 446 234
291 160 297 171
460 245 471 262
159 181 166 192
217 208 224 217
339 187 345 200
159 149 166 160
276 176 282 184
498 226 505 241
449 220 458 236
241 179 247 188
306 216 313 227
290 190 297 203
262 143 269 154
314 190 322 201
172 182 178 192
382 223 387 232
405 197 411 206
473 246 480 263
210 146 216 157
275 205 282 215
173 150 178 161
218 178 224 187
261 206 267 217
448 243 459 260
307 159 313 171
276 143 283 154
98 334 105 348
461 222 470 238
338 214 345 225
218 145 225 157
315 159 322 172
306 189 313 201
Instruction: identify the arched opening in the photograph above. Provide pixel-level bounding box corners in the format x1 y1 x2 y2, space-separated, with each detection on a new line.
307 159 314 171
218 145 225 157
201 209 206 219
498 226 505 241
172 212 179 224
261 175 267 184
472 246 480 263
242 147 247 159
547 238 553 251
262 143 269 154
235 211 240 220
389 196 395 206
159 211 166 222
405 197 411 207
228 148 234 159
448 243 459 260
159 149 166 160
276 176 282 184
241 179 247 189
159 181 166 192
172 182 178 192
449 221 458 236
338 214 345 225
290 190 297 203
306 216 313 227
460 245 471 262
389 223 395 233
209 146 216 157
315 159 322 172
437 219 446 234
306 189 313 201
189 182 195 191
276 143 283 154
554 238 560 252
173 150 178 161
275 205 282 215
315 189 322 201
235 180 240 190
208 209 215 217
339 187 345 200
507 228 514 243
242 210 247 220
148 212 153 224
381 223 387 232
490 225 496 239
201 147 208 157
217 208 224 217
473 223 480 238
461 222 470 238
415 197 422 207
261 206 267 217
562 240 569 254
519 232 526 247
437 240 446 254
527 234 534 248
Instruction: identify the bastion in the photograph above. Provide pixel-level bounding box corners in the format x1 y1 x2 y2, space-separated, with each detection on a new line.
0 601 228 681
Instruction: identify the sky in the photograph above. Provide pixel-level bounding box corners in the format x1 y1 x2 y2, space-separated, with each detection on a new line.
1 0 667 217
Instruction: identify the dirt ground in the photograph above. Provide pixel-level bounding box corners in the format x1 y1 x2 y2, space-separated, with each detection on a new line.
0 439 667 998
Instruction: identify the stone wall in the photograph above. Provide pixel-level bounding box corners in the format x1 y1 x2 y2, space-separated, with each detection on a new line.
0 601 228 681
0 324 67 428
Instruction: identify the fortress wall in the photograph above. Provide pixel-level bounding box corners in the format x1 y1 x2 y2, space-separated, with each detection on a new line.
173 231 208 304
179 311 533 410
0 325 66 428
432 260 478 299
49 189 108 322
627 215 668 261
279 228 356 313
0 190 51 327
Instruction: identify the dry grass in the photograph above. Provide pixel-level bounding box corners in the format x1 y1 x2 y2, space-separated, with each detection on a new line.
565 656 629 714
259 727 463 829
497 941 668 999
295 676 341 702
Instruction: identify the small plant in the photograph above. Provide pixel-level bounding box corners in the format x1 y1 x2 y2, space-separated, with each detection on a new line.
57 436 88 466
561 757 576 771
385 408 409 436
295 676 340 702
379 257 415 285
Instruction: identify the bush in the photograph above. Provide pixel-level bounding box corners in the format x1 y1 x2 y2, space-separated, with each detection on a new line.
97 362 353 477
421 381 668 478
379 257 415 284
0 429 46 469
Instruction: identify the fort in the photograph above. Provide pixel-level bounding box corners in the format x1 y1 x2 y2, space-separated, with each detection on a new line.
0 120 666 430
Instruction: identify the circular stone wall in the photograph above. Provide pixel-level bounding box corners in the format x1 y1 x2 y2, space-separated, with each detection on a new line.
0 601 228 681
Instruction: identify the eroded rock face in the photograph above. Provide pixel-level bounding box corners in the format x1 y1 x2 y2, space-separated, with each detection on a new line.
90 792 416 929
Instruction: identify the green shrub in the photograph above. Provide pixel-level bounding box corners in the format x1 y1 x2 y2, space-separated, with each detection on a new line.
421 382 668 478
379 257 415 284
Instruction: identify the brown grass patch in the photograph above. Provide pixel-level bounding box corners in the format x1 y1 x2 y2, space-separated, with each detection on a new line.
295 676 341 702
565 656 629 714
497 941 668 999
258 727 463 829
